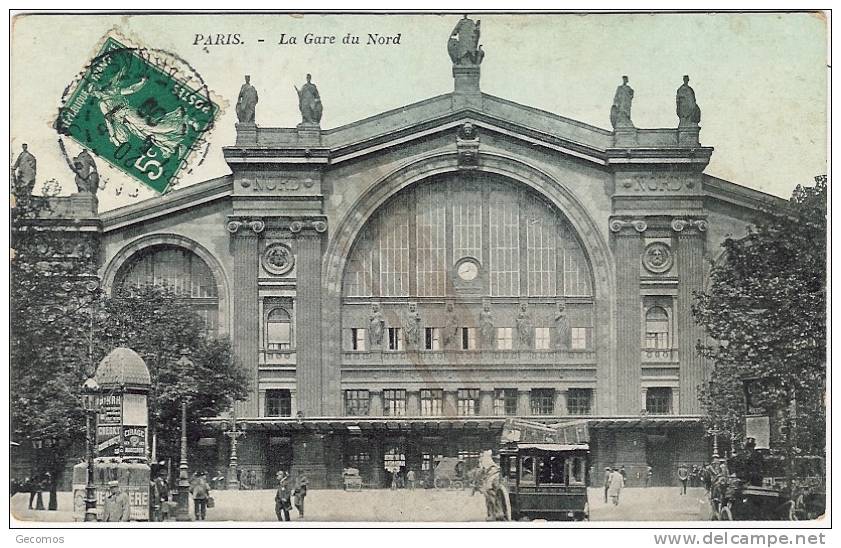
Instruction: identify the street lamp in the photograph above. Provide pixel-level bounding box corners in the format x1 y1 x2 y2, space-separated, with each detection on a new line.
81 377 100 522
174 349 194 521
224 410 246 490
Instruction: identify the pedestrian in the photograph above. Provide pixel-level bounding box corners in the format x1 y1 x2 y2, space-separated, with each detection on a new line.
102 480 131 522
190 471 211 521
619 465 627 482
702 462 713 493
293 473 308 519
677 463 689 495
154 473 170 521
407 469 416 490
607 468 625 506
646 466 653 488
25 476 36 510
603 467 612 504
275 472 292 521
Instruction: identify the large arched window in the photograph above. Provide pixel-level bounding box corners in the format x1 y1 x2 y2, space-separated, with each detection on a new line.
266 307 292 350
114 244 219 332
644 306 670 349
342 175 593 298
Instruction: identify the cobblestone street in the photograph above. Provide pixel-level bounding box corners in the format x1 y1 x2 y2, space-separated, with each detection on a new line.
12 487 708 523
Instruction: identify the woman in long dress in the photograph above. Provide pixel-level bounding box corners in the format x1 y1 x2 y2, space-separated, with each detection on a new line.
607 469 625 506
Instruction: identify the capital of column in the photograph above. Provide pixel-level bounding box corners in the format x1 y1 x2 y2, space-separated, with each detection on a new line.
670 217 708 234
276 215 329 235
609 217 648 234
226 216 265 236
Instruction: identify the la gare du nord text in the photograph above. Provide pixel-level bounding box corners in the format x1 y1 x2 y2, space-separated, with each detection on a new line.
193 32 403 46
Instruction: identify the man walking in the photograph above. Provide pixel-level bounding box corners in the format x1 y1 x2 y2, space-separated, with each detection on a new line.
190 472 211 521
677 463 689 495
275 472 292 521
293 474 308 519
603 467 612 504
646 466 653 488
406 469 416 490
607 468 625 506
102 481 131 522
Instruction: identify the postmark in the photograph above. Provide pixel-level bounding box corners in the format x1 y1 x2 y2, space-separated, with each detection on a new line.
55 36 219 194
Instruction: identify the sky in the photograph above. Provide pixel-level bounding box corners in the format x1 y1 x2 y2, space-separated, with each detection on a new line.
10 12 828 212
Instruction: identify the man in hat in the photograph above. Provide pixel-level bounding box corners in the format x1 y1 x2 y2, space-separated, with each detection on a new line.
293 473 308 519
603 467 612 504
190 472 211 521
275 471 292 521
102 480 131 522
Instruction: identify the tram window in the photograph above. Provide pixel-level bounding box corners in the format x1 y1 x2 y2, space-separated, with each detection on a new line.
520 456 536 484
538 456 564 484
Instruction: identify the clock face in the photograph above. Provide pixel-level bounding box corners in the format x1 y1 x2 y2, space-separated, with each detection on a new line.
457 260 479 281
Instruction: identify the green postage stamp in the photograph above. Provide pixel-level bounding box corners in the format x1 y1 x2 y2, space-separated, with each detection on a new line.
56 37 219 194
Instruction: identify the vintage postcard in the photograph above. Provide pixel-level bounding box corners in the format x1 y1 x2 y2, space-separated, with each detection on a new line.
9 10 828 530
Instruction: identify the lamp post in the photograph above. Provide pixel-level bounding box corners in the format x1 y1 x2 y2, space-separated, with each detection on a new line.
224 410 246 490
174 400 191 521
709 428 721 460
81 377 100 522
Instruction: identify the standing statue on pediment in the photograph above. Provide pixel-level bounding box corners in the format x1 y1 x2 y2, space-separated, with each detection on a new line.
610 75 634 129
479 301 495 349
72 149 99 195
554 302 571 350
236 75 258 124
295 74 323 125
368 302 385 349
448 15 484 65
442 301 460 350
404 302 422 350
11 143 36 195
515 303 533 350
676 75 701 126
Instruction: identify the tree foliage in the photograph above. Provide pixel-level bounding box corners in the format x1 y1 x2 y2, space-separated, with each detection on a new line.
693 176 827 458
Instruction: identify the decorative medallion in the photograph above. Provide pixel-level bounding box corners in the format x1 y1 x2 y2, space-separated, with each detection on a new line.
262 243 295 276
643 242 674 274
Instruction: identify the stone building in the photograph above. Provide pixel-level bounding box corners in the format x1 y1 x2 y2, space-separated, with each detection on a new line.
51 24 784 489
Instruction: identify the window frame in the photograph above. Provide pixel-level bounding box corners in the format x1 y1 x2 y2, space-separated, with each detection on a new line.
344 389 371 416
265 389 292 417
420 389 444 417
456 388 480 416
530 388 556 416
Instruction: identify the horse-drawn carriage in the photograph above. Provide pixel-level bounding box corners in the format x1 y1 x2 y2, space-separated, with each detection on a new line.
432 457 467 490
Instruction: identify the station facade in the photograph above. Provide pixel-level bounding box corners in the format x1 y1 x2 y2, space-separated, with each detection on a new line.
86 45 784 489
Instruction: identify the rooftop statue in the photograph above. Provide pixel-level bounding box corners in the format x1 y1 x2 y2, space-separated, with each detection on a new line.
236 75 258 124
610 75 634 129
295 74 323 125
448 15 484 65
72 149 100 194
676 75 701 126
11 143 36 195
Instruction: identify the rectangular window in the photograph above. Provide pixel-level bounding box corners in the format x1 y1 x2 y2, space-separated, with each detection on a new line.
646 387 673 415
265 389 292 417
453 190 483 261
461 327 477 350
384 446 406 473
350 328 367 351
379 197 410 296
496 327 513 350
566 388 593 415
383 389 407 417
489 192 520 296
424 327 441 350
534 327 551 350
343 235 373 297
563 246 592 296
530 388 555 416
387 327 403 351
416 185 447 296
457 389 480 416
344 390 370 416
420 389 443 417
494 389 518 416
570 327 590 350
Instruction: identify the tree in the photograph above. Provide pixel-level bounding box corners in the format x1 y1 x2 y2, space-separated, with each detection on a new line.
693 176 827 468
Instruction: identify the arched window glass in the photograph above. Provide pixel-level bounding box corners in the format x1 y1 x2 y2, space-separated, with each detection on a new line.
115 245 218 332
266 308 292 350
645 307 670 349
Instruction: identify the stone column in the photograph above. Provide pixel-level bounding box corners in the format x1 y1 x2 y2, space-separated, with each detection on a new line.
370 390 383 416
554 390 568 417
517 390 531 416
673 218 707 414
407 391 420 416
443 391 458 417
611 218 645 415
479 391 494 416
228 218 263 416
296 224 324 416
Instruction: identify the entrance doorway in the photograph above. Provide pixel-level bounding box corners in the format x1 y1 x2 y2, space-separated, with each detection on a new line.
266 435 293 488
646 432 674 486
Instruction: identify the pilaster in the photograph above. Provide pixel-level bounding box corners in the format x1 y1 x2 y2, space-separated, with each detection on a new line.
479 391 494 416
517 390 531 416
295 221 326 416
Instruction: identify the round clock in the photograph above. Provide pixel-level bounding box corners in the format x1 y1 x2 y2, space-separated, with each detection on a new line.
457 259 479 281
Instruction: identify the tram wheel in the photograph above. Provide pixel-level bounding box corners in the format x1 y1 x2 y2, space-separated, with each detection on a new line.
434 477 447 490
720 506 733 521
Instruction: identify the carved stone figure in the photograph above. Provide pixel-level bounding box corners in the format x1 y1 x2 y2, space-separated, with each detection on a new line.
447 15 484 65
442 301 460 350
296 74 323 125
236 75 258 124
12 143 36 194
368 303 385 349
610 76 634 129
676 75 701 126
479 301 495 349
554 302 571 350
72 149 99 194
515 303 534 350
403 302 422 350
